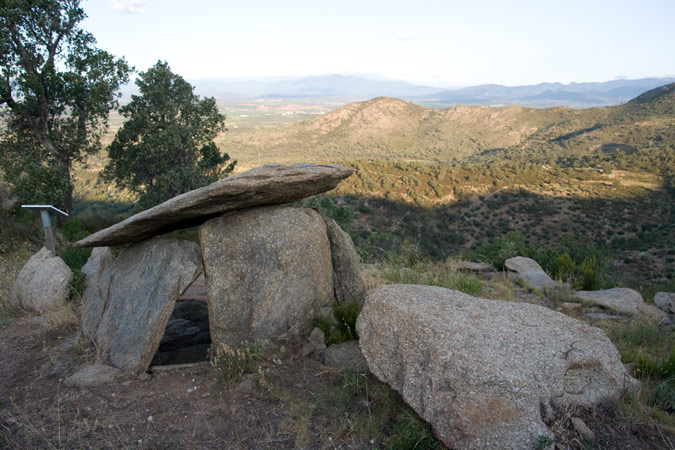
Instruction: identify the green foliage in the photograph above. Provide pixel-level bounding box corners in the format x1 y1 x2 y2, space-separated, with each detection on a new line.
555 253 576 282
61 218 90 242
651 380 675 413
316 300 362 346
387 409 443 450
0 0 130 211
103 61 235 209
535 435 555 450
60 246 91 273
305 195 355 232
611 322 675 380
333 300 360 342
0 205 42 254
579 255 600 290
475 231 532 270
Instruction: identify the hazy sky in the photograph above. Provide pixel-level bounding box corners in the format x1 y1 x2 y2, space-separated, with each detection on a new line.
82 0 675 87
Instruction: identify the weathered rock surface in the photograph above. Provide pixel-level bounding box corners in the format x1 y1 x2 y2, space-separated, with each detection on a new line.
11 247 73 313
319 214 366 304
357 284 635 450
576 287 645 314
504 256 556 290
302 327 327 357
515 268 557 290
323 341 368 372
75 163 353 248
654 292 675 314
200 205 335 347
64 364 122 387
504 256 542 273
81 247 113 338
81 237 203 373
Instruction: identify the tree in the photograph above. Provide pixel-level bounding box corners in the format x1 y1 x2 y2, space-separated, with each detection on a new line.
103 61 235 209
0 0 130 211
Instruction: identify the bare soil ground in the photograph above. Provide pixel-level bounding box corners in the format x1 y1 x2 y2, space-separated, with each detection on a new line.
0 316 381 449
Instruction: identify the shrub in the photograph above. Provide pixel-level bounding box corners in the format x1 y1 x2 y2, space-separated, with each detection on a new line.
316 300 362 346
554 252 576 282
209 341 262 383
579 255 600 290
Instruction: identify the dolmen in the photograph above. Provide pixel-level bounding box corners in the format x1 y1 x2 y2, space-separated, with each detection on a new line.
76 163 365 374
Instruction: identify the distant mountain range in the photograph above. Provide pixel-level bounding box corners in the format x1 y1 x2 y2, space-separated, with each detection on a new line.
186 75 675 109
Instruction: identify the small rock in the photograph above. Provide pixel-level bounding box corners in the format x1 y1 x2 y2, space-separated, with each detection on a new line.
571 416 595 441
138 373 152 381
561 302 582 311
237 378 258 391
324 341 368 372
64 364 122 387
201 392 211 398
302 327 326 357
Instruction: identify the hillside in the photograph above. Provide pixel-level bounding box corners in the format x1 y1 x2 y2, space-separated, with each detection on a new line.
71 84 675 285
219 84 674 169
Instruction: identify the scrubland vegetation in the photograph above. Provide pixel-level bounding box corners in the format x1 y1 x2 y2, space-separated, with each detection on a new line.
2 65 674 447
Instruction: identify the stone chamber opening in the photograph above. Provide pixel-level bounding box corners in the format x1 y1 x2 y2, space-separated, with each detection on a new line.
150 274 211 366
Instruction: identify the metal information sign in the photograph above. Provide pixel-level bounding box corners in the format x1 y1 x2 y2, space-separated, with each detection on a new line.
21 205 69 256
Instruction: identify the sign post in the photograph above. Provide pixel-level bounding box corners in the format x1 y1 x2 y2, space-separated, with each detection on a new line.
21 205 69 256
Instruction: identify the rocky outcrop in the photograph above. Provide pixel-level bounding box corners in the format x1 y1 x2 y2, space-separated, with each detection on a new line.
504 256 556 291
75 163 353 248
11 247 73 313
319 214 366 304
357 284 635 450
200 205 335 347
81 237 203 373
576 287 644 314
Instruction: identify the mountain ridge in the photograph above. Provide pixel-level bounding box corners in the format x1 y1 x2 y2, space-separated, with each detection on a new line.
220 83 674 167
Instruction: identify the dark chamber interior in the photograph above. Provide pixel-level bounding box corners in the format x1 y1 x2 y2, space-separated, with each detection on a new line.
151 275 211 366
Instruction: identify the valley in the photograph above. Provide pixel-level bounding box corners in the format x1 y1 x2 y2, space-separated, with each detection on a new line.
73 83 675 289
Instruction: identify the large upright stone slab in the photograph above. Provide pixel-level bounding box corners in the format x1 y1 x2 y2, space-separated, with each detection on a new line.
357 284 636 450
11 247 73 313
75 163 353 248
200 205 335 347
319 214 366 304
81 237 203 373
